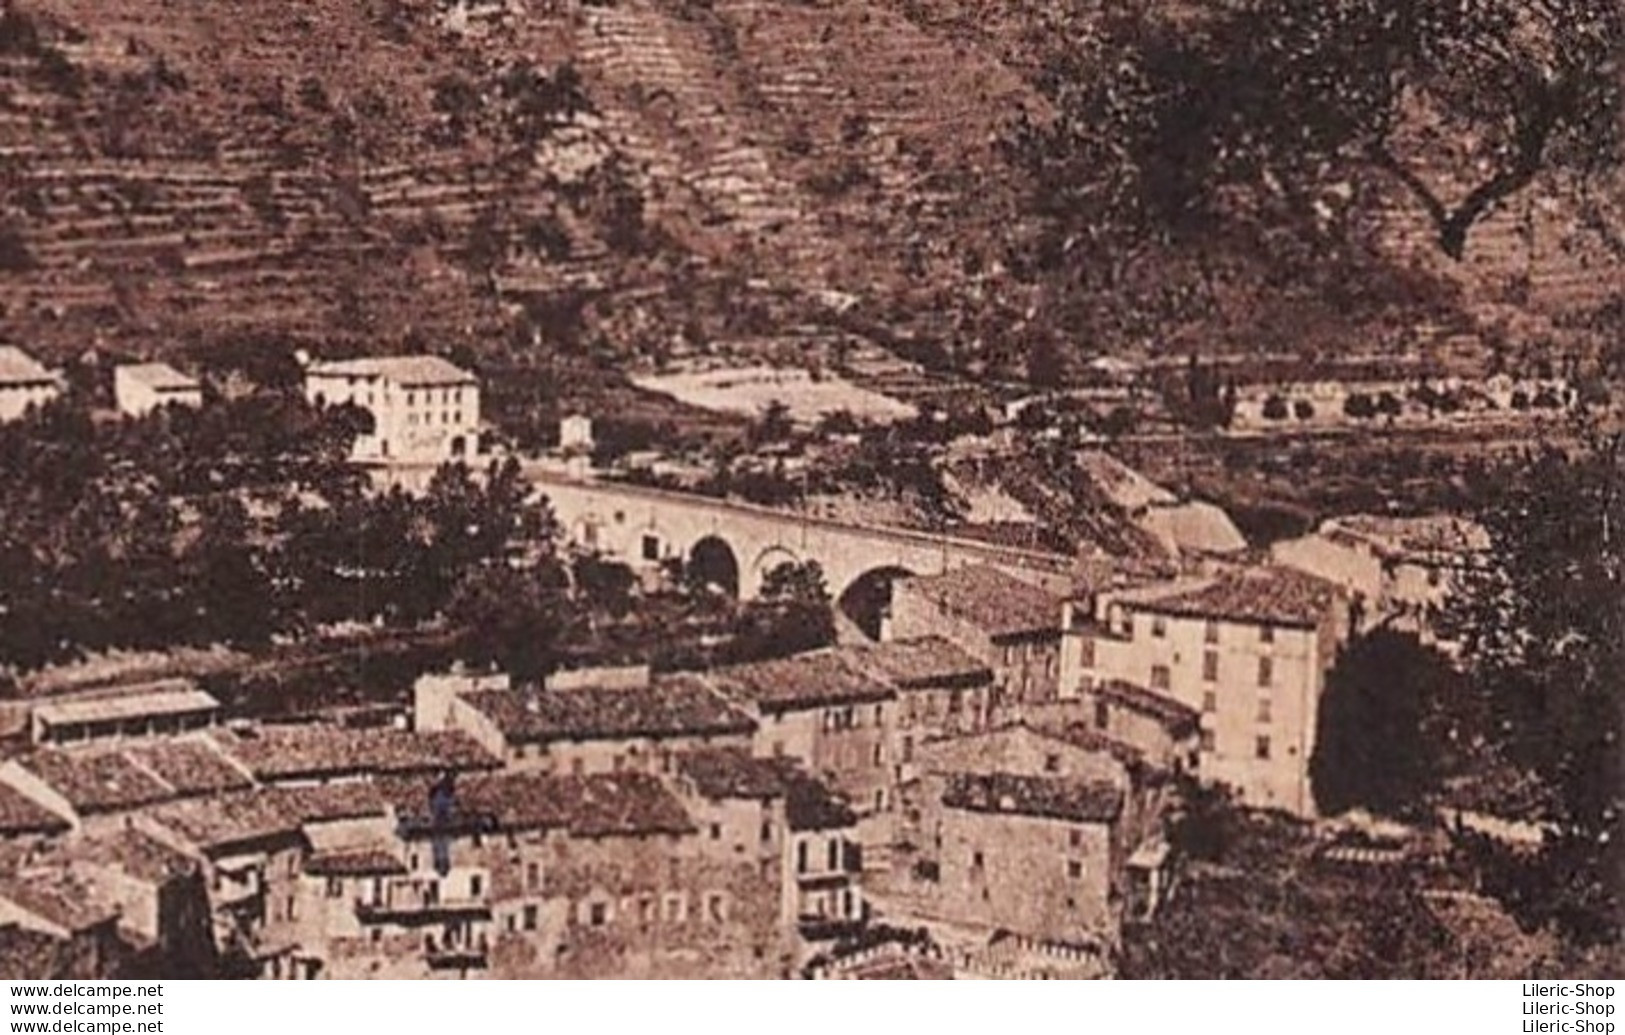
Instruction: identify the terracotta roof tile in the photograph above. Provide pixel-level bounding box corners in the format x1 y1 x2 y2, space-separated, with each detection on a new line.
0 784 69 837
307 355 476 387
463 674 755 744
676 749 855 831
13 750 175 814
710 650 896 713
941 771 1123 825
1134 566 1344 628
386 771 695 839
210 725 499 781
897 565 1063 640
837 638 993 691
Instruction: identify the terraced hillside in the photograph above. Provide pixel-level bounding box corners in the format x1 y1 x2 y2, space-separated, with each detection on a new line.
0 0 1618 384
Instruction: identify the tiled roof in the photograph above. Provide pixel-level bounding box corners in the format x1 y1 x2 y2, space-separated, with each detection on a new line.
838 638 993 692
13 750 176 814
387 772 695 839
0 346 56 387
0 873 119 934
1132 566 1344 628
897 565 1063 640
1025 721 1147 769
0 923 66 980
117 362 199 392
32 684 219 728
72 828 198 884
462 674 755 744
709 650 896 713
144 794 302 853
678 748 792 801
210 724 499 781
1092 679 1201 731
306 355 476 387
0 784 69 837
304 848 407 877
941 771 1123 825
676 749 856 831
123 739 253 797
270 783 390 824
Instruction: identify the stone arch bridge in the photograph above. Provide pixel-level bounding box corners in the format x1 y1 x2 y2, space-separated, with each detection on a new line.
525 469 1074 618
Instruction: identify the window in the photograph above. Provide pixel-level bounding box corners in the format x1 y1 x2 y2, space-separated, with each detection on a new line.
796 841 809 874
827 839 840 871
1204 619 1219 644
407 391 415 406
948 690 963 714
1257 656 1273 688
663 893 685 923
1045 752 1062 773
1068 828 1083 849
1256 735 1272 760
571 757 585 776
972 850 985 870
1067 860 1084 880
469 875 483 898
709 823 722 841
1151 615 1167 638
902 736 914 763
1259 624 1275 644
526 862 540 890
1256 697 1272 724
871 744 882 766
506 914 517 933
641 534 660 561
1094 700 1109 730
1077 635 1095 669
760 820 773 844
589 901 608 927
1200 729 1216 752
523 904 538 931
1151 664 1171 691
1202 690 1217 713
325 877 343 899
1202 650 1219 682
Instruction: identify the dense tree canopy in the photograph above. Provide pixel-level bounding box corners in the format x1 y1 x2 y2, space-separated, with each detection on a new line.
1450 429 1623 944
1310 630 1459 818
1018 0 1623 262
0 396 560 675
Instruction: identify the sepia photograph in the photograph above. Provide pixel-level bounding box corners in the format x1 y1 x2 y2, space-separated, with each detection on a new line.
0 0 1618 989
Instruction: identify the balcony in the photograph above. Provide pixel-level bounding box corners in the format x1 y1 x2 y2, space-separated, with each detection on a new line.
425 934 489 970
355 890 490 923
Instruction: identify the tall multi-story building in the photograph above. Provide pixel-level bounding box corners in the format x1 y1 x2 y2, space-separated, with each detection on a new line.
301 355 480 464
1060 566 1348 816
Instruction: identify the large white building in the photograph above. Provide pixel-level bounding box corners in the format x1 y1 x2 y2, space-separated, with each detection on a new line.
1060 566 1349 817
114 362 203 418
0 346 63 423
302 355 480 463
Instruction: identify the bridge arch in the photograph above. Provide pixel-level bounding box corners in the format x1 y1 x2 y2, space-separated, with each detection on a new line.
687 535 742 598
837 565 917 642
750 545 803 594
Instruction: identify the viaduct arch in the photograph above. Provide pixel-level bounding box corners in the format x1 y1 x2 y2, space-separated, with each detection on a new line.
525 467 1074 620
